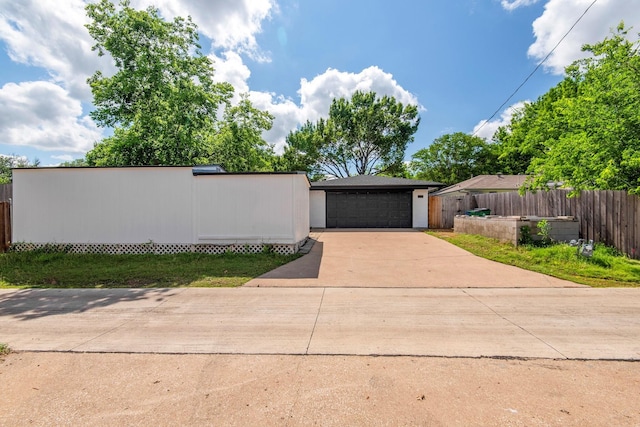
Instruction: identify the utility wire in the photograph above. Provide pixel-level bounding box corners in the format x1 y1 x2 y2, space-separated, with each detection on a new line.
472 0 599 137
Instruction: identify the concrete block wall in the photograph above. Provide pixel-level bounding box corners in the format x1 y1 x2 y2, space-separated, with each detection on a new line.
454 216 579 246
529 219 580 244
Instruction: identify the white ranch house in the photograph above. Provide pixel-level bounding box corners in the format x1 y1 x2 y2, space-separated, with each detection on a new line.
12 167 442 254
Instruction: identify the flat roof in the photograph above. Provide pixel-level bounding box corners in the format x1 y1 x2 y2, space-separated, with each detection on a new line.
12 165 307 176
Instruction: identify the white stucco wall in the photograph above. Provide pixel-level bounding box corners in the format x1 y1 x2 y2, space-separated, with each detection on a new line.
194 173 309 244
13 167 194 244
13 168 309 245
309 190 326 228
293 174 311 242
412 189 429 228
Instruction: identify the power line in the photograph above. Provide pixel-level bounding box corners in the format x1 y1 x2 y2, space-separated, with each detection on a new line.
472 0 599 138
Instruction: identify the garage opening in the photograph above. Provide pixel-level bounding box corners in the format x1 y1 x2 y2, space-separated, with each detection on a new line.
326 190 412 228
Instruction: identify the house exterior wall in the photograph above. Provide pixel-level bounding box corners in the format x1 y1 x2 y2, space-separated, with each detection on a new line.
293 174 311 241
412 189 429 228
13 168 309 248
309 190 326 228
13 167 193 244
194 174 308 244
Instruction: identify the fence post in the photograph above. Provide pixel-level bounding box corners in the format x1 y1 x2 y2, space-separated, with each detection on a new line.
0 202 10 253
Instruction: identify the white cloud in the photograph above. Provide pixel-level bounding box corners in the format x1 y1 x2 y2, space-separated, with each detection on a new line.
248 66 422 153
0 2 419 159
134 0 276 61
473 101 529 140
51 154 76 162
0 81 103 153
298 66 422 123
501 0 542 11
527 0 640 74
0 0 277 159
0 0 276 100
249 91 306 153
207 63 421 153
209 50 251 95
0 0 113 100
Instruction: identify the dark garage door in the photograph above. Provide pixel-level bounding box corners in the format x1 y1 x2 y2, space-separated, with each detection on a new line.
326 191 412 228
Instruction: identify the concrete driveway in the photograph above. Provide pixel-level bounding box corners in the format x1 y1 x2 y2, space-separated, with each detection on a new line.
246 230 585 288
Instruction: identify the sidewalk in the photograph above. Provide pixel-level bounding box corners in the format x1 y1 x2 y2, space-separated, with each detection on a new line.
1 287 638 360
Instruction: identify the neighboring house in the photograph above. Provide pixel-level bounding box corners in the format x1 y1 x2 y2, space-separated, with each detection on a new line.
12 166 309 254
310 175 443 229
433 175 528 198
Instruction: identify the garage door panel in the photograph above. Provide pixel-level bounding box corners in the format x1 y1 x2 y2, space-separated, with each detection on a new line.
326 191 412 228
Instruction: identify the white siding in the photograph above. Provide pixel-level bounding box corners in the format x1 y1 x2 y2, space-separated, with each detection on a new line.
412 189 429 228
13 168 309 246
13 167 193 244
292 174 310 242
309 190 326 228
194 174 308 244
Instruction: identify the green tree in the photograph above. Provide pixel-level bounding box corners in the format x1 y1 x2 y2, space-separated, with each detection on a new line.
277 120 330 180
209 94 275 172
492 78 579 175
285 91 420 177
59 158 88 167
0 155 38 183
496 24 640 194
84 0 233 166
410 132 498 185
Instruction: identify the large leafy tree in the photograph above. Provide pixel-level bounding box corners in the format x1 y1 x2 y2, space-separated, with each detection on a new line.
495 24 640 194
492 78 579 175
209 94 275 172
284 91 420 178
84 0 233 166
410 132 498 185
277 120 330 180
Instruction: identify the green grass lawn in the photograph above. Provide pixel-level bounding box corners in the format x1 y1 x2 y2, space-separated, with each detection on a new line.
0 251 299 289
428 231 640 288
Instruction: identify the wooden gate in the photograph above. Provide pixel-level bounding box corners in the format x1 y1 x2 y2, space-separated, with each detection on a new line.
429 196 477 229
428 196 442 229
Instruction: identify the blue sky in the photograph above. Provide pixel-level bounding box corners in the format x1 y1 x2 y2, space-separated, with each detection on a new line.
0 0 638 166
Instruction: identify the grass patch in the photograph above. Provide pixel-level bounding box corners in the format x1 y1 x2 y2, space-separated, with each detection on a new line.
428 231 640 288
0 343 10 356
0 251 299 289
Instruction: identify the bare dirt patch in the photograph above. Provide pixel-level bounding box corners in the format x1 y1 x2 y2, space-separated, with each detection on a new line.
1 352 638 426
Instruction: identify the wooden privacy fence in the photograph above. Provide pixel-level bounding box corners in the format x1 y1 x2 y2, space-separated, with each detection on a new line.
0 184 11 202
0 202 10 253
429 190 640 260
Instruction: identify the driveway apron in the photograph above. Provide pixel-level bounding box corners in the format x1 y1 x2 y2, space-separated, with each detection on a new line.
245 230 585 288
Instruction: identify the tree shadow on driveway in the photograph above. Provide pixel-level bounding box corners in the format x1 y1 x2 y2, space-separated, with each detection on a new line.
0 288 177 320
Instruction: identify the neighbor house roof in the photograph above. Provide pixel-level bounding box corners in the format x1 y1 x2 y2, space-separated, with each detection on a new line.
310 175 444 190
434 175 528 196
